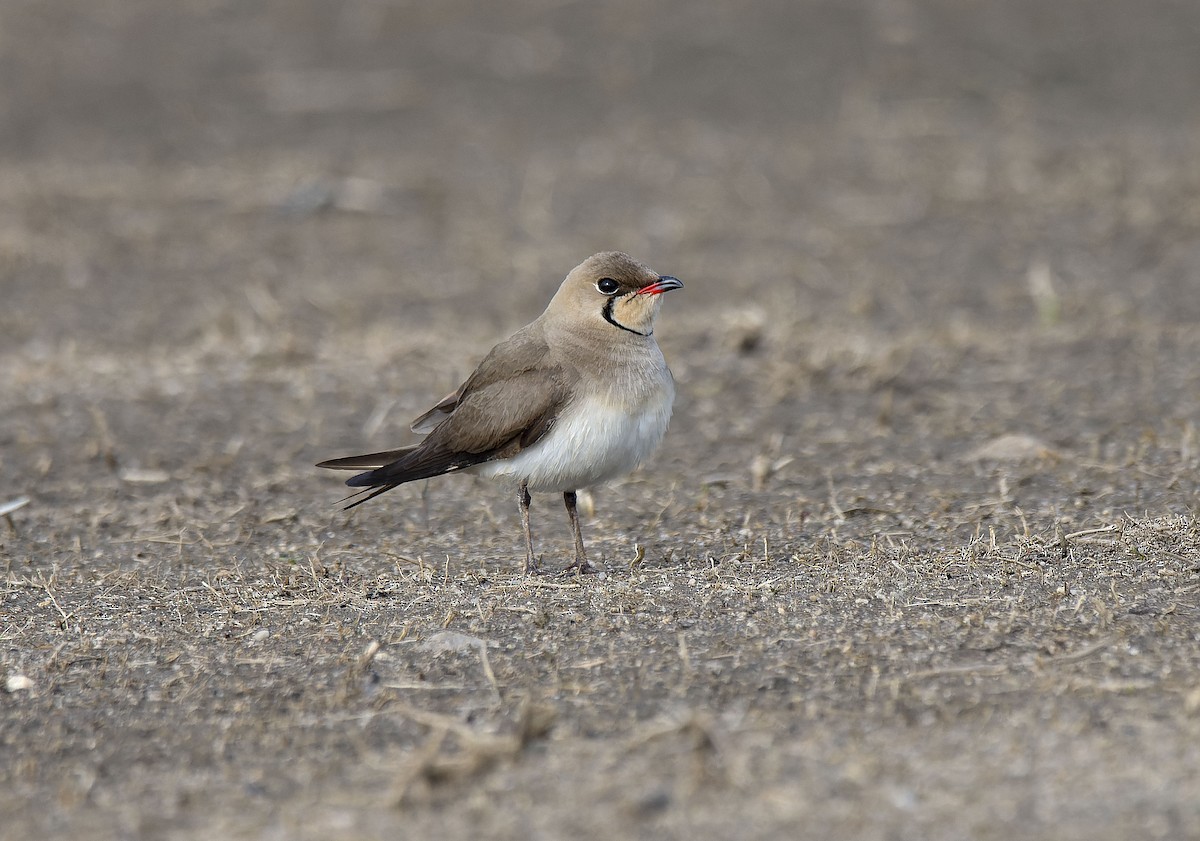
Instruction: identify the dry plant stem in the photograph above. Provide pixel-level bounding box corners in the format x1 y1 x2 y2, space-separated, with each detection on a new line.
391 701 556 805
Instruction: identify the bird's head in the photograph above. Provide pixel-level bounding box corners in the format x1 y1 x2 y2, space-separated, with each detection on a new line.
550 251 683 338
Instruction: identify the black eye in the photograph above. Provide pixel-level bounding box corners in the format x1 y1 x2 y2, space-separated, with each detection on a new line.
597 278 619 295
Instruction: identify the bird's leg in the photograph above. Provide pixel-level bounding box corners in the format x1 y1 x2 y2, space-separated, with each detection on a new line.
519 482 538 574
562 490 596 574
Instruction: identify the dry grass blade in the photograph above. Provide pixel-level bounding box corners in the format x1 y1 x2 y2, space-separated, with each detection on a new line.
392 701 557 805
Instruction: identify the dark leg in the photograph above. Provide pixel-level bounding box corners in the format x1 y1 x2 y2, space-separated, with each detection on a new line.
519 482 537 574
562 490 596 574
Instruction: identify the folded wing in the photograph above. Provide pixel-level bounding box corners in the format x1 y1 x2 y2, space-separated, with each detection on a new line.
317 323 570 508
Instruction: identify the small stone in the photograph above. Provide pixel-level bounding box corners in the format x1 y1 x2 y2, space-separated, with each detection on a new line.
421 631 488 655
962 434 1057 462
6 674 34 693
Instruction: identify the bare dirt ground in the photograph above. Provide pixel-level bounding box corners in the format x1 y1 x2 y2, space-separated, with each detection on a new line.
3 1 1200 838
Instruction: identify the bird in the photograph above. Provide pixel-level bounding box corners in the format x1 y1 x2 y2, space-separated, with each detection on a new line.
317 251 683 574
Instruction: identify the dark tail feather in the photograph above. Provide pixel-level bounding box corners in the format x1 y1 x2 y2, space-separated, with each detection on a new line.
339 483 402 510
342 446 486 489
319 442 491 510
316 447 417 471
345 469 379 488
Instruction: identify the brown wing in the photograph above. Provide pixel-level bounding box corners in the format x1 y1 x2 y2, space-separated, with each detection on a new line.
409 322 550 433
409 388 461 434
331 368 568 505
318 320 571 507
427 367 568 456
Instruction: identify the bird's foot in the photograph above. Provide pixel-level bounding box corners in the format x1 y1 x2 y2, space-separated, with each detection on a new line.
561 558 600 576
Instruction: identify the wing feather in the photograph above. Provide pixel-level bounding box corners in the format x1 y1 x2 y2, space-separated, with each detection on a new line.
317 320 571 507
316 447 418 470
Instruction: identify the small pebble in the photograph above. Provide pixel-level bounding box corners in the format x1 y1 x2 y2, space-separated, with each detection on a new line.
6 674 34 693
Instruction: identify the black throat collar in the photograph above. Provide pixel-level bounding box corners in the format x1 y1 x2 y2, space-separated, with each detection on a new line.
602 297 651 337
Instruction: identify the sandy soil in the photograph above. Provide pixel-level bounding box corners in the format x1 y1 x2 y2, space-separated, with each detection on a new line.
2 1 1199 839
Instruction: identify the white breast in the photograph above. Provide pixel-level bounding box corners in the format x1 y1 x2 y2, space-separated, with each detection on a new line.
475 382 674 493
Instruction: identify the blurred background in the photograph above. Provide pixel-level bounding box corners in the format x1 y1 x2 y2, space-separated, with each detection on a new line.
5 0 1199 342
2 0 1199 512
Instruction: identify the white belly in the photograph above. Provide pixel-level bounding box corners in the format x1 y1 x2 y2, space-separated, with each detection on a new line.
475 385 674 492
